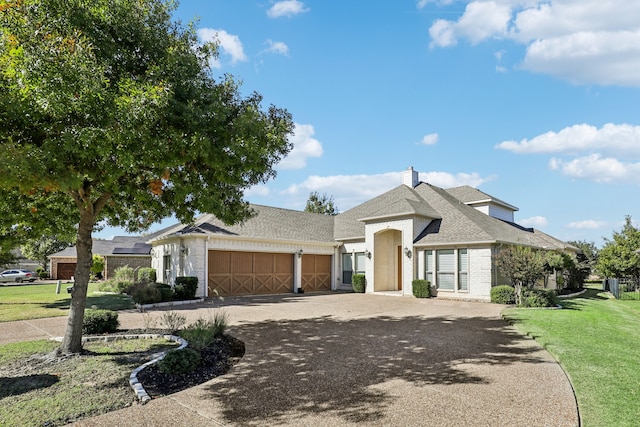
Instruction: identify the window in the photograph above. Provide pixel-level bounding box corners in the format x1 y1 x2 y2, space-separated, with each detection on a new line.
354 252 366 275
425 250 434 285
458 249 468 291
342 253 353 284
163 254 171 282
437 249 455 290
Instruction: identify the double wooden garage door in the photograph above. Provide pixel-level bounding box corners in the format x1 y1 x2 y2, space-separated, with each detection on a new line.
207 250 331 296
57 263 76 280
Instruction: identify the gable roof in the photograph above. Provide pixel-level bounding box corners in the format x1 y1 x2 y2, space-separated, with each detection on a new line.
151 204 336 244
445 185 518 211
51 236 154 257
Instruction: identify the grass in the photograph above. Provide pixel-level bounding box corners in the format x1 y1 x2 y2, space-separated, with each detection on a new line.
0 282 134 322
0 337 178 427
503 286 640 427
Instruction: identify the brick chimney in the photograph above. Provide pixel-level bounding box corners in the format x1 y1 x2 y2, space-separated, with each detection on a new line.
402 166 419 188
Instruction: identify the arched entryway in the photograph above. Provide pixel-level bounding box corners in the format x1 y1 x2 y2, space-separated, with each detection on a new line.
373 229 402 292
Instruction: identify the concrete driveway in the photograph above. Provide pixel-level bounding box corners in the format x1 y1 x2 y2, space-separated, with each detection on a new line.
1 293 579 426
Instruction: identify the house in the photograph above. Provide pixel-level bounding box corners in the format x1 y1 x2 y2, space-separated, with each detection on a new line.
149 167 575 301
50 236 154 280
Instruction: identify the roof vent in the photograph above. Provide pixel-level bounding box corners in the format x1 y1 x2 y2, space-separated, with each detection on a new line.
402 166 419 188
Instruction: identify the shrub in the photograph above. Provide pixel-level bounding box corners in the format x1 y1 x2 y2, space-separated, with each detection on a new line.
158 348 201 375
412 280 431 298
522 289 557 308
352 274 366 293
156 283 174 302
90 255 105 277
160 310 187 332
114 265 134 282
174 276 198 300
491 285 516 304
36 267 49 279
138 267 157 283
99 278 134 293
83 309 119 334
128 282 162 305
180 312 227 350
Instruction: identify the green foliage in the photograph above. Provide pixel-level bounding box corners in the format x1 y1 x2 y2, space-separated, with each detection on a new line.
156 283 174 302
114 265 135 282
83 309 119 334
495 246 547 305
0 0 293 354
158 348 201 375
596 216 640 287
90 255 105 275
521 289 557 307
128 282 161 305
174 276 198 300
21 235 73 269
36 267 49 279
491 285 516 304
305 192 338 215
180 312 228 351
98 279 134 294
412 279 431 298
138 267 157 283
352 274 366 293
568 240 599 276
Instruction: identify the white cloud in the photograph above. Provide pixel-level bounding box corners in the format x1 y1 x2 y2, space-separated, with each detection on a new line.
566 220 607 230
198 28 247 68
520 216 548 228
282 170 494 211
245 184 270 197
549 154 640 184
278 123 323 170
264 39 290 56
496 123 640 157
420 133 439 145
267 1 309 18
417 0 456 8
427 0 640 86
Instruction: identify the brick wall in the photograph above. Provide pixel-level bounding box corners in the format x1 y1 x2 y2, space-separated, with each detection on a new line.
104 256 151 280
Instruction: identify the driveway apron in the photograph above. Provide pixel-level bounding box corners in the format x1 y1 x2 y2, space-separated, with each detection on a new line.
0 293 578 426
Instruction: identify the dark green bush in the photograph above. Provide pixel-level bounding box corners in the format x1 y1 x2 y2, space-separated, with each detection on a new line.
128 282 162 304
352 274 366 293
491 285 516 304
156 283 173 302
412 279 431 298
174 276 198 300
522 289 557 308
179 312 228 350
36 267 49 279
158 348 201 375
138 267 157 283
83 309 119 334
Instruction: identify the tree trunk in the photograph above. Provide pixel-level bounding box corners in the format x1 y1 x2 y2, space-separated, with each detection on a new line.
58 208 94 354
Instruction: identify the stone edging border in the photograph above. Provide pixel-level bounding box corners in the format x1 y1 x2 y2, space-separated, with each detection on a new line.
556 289 587 299
136 298 205 311
52 334 188 403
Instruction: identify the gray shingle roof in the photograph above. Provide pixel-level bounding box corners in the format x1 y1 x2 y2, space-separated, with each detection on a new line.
445 185 518 211
51 236 153 257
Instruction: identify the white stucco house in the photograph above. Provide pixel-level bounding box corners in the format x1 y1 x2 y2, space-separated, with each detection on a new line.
148 167 575 301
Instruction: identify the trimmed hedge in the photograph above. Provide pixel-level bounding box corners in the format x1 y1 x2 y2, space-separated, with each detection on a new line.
522 288 557 308
83 309 119 334
491 285 516 304
412 280 431 298
352 274 366 293
174 276 198 300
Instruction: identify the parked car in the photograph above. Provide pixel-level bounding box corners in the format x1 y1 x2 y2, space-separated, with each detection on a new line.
0 269 38 283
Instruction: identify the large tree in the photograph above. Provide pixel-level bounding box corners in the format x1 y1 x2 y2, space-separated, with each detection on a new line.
22 235 73 270
0 0 293 354
305 191 338 215
596 216 640 287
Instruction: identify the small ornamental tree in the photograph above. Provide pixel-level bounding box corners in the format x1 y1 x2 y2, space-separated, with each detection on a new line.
21 235 73 269
0 0 293 354
495 246 546 306
596 216 640 287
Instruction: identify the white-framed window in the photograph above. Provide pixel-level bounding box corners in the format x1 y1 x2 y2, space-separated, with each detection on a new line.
425 248 469 292
342 252 366 284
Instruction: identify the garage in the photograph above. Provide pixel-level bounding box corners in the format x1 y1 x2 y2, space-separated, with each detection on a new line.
57 263 76 280
302 254 332 292
207 250 294 296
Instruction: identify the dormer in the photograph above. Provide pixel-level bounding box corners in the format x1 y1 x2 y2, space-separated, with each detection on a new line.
445 186 518 222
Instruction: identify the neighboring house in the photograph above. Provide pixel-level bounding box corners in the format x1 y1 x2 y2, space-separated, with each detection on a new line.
49 236 154 280
3 248 40 272
149 167 575 301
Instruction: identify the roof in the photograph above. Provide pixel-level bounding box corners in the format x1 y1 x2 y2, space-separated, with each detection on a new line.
151 204 336 244
50 233 163 258
445 185 518 212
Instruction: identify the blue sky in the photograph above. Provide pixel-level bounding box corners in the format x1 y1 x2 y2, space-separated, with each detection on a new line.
96 0 640 247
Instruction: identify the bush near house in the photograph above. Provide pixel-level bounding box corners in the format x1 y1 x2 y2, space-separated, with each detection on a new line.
491 285 516 304
521 289 557 308
138 267 157 283
174 276 198 300
352 274 366 293
412 280 431 298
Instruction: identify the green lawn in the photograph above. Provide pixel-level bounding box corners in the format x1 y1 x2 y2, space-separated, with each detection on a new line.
0 282 134 322
503 287 640 427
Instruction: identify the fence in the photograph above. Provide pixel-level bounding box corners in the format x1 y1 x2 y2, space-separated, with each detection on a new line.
605 278 640 300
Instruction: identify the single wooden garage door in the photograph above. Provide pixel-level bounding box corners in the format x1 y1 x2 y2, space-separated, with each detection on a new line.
208 251 293 296
57 263 76 280
302 254 332 292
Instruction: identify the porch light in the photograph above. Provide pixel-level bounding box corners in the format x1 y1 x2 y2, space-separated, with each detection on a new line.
364 249 371 259
404 247 412 258
298 249 303 258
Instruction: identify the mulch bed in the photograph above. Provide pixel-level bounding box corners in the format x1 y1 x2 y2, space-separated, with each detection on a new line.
136 334 245 398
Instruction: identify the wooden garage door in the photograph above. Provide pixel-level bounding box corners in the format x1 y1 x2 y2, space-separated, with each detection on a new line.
57 263 76 280
208 251 293 296
302 254 332 292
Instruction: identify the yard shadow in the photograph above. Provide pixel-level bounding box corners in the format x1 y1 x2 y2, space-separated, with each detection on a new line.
201 314 547 425
0 374 59 398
